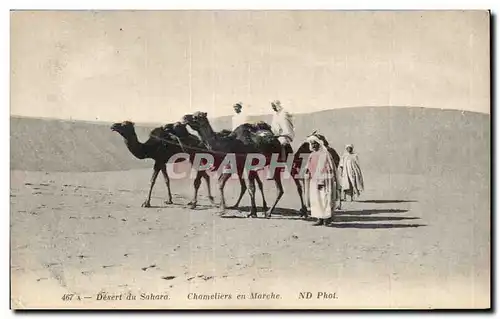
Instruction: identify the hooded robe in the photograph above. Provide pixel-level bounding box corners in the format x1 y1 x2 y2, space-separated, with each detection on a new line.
306 136 341 219
339 145 365 195
271 101 295 145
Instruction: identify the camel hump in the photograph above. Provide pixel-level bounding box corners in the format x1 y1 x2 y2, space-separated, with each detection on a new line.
234 121 272 133
217 129 234 140
219 129 232 136
149 127 166 139
255 130 274 138
252 121 272 131
158 122 192 139
232 122 274 140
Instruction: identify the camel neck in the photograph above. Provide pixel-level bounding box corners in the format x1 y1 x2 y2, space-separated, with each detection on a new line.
124 131 146 159
196 124 217 149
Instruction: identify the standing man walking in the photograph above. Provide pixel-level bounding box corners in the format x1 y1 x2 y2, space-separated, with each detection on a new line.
339 144 365 201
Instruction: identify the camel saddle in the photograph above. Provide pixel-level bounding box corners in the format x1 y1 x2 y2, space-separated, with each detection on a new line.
230 121 277 146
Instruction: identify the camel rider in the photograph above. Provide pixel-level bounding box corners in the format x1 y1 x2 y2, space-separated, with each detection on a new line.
271 100 295 161
232 102 250 131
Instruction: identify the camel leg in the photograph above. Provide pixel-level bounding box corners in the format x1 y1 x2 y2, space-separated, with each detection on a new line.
202 171 215 204
187 171 203 209
228 174 247 210
254 174 268 211
142 164 161 208
293 177 308 217
217 172 232 213
160 165 173 205
265 174 284 219
247 172 258 218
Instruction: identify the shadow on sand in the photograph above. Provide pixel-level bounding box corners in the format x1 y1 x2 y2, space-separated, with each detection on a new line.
146 202 213 210
219 215 254 219
222 206 426 228
229 206 409 217
356 199 417 204
333 216 419 223
219 206 300 219
232 206 299 216
337 209 408 215
327 223 425 229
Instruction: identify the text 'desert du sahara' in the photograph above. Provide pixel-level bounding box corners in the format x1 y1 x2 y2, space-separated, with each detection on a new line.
61 291 339 303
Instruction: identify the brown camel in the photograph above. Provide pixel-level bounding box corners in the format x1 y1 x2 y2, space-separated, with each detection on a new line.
291 131 342 217
166 124 269 213
182 112 307 218
111 121 214 208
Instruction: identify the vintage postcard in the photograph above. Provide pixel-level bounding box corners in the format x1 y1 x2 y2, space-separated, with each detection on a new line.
10 10 490 309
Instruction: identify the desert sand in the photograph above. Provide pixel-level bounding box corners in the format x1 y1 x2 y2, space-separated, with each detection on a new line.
10 107 490 309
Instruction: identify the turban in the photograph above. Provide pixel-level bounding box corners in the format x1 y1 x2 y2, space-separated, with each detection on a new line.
271 100 283 111
307 135 325 146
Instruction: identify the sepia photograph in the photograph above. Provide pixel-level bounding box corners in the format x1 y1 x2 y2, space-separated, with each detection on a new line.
9 10 490 309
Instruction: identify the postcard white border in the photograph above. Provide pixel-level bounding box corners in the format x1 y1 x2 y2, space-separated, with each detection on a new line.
2 0 496 318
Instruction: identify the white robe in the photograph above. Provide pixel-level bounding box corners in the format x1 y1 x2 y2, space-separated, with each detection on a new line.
307 148 341 219
271 110 295 145
339 153 364 194
232 112 250 130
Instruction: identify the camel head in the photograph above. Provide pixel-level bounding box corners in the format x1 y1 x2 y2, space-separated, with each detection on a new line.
182 112 209 132
150 122 191 142
110 121 136 139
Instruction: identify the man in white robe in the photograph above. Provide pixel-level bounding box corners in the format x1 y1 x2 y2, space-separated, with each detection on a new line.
232 102 250 131
270 100 295 160
306 135 341 226
339 144 364 201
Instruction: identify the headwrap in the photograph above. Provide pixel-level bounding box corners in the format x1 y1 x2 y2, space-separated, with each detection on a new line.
307 135 323 145
345 144 354 150
307 135 326 151
306 134 337 181
271 100 283 112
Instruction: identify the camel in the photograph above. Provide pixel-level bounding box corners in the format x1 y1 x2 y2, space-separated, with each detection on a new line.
291 131 341 216
175 114 269 215
110 121 214 208
151 120 265 211
182 112 307 218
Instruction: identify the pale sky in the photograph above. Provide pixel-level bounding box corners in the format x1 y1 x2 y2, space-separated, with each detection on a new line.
11 10 490 123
